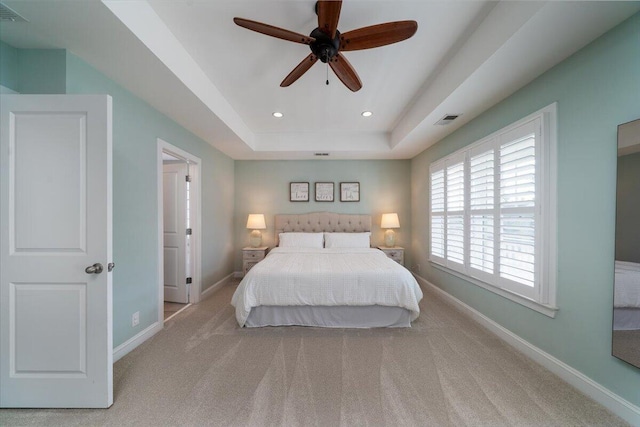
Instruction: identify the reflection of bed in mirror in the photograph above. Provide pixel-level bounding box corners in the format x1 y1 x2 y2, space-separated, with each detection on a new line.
613 261 640 330
613 117 640 369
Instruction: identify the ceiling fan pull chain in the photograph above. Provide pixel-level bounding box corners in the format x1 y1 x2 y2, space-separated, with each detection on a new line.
326 62 329 86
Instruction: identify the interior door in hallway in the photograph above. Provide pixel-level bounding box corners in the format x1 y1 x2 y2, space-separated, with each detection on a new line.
0 94 113 408
163 161 189 303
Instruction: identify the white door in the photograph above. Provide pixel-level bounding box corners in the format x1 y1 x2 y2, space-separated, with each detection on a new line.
163 162 189 303
0 95 113 408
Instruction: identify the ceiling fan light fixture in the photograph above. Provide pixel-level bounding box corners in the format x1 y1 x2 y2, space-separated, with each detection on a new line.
361 111 373 117
272 112 284 118
234 1 417 92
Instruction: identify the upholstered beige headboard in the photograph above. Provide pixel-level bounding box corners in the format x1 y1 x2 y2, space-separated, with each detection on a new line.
275 212 371 245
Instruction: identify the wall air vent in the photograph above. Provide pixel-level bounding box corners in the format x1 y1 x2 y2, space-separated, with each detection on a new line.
435 114 461 126
314 153 329 157
0 3 27 22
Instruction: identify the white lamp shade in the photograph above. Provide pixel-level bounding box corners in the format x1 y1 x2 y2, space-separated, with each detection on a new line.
246 214 266 230
381 213 400 229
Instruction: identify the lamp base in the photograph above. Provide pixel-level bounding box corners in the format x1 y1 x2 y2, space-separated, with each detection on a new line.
249 230 262 248
384 229 396 247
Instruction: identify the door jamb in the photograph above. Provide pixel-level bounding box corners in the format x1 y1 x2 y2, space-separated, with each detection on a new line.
157 139 202 326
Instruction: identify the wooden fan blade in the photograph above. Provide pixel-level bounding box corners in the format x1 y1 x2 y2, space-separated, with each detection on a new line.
329 53 362 92
317 0 342 39
340 21 417 51
234 18 315 45
281 54 319 87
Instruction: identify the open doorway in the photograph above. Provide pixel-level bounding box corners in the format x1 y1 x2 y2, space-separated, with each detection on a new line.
157 139 202 324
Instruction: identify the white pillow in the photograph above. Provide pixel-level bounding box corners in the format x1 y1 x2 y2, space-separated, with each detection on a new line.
324 232 371 248
278 232 324 248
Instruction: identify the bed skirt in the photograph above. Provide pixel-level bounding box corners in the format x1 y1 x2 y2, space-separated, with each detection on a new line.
613 307 640 330
245 305 412 328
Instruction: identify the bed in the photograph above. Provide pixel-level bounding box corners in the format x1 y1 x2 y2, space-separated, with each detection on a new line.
614 260 640 330
231 212 423 328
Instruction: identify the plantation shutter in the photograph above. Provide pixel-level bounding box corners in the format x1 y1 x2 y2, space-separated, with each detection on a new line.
498 119 540 299
430 165 445 261
427 104 556 311
469 144 495 279
446 156 465 269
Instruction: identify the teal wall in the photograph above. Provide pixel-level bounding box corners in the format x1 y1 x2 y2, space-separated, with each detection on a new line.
0 44 65 94
411 12 640 406
0 44 236 348
0 41 18 92
234 160 412 270
64 54 235 347
19 49 66 94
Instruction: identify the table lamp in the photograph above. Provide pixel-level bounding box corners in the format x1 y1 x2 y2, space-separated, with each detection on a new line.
381 213 400 247
246 214 266 248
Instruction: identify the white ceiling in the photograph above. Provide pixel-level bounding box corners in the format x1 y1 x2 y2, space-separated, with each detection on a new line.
1 1 639 160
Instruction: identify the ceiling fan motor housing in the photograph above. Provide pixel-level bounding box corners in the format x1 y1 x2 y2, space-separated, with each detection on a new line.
309 28 340 63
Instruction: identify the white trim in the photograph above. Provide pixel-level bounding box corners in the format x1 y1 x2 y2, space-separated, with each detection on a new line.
157 138 202 332
113 321 162 362
164 304 191 322
200 273 235 301
428 103 558 310
114 268 233 363
431 262 558 318
414 274 640 426
540 104 558 307
0 85 17 94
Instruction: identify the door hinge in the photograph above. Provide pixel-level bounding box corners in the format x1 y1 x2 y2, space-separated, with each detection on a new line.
186 277 192 284
185 175 191 182
186 228 192 235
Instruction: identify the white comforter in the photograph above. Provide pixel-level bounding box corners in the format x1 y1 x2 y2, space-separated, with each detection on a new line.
231 247 423 327
615 261 640 308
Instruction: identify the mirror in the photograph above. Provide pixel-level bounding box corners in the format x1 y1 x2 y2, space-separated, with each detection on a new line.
613 118 640 368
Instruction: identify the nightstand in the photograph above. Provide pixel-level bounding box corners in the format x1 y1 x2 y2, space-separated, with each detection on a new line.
242 247 268 276
377 246 404 265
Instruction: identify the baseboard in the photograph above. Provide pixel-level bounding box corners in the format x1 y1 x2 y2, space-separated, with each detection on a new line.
0 84 18 94
414 274 640 426
113 273 234 362
200 272 235 301
113 321 162 362
233 271 243 279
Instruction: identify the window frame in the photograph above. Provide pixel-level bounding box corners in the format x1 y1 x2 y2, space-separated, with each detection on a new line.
429 103 558 317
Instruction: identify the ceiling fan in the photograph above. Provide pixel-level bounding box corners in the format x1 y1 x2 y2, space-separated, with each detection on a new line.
234 0 418 92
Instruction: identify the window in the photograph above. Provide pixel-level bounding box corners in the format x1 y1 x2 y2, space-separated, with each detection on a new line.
429 104 557 315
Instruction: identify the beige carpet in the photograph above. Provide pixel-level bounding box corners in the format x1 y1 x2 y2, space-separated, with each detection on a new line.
0 280 628 426
613 330 640 368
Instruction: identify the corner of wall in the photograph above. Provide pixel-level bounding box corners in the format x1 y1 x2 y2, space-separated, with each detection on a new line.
0 40 19 92
17 48 67 94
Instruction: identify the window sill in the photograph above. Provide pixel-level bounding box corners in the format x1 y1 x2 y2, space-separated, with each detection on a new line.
430 262 559 318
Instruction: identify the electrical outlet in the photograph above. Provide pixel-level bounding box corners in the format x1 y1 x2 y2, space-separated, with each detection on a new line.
132 311 140 327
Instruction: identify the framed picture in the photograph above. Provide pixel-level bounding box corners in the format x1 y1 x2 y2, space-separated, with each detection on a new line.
290 182 309 202
340 182 360 202
315 182 334 202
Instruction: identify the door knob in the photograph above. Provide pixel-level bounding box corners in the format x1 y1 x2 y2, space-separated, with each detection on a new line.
108 262 115 272
85 263 103 274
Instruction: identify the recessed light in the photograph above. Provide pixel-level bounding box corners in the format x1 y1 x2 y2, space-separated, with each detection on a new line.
272 112 283 118
361 111 373 117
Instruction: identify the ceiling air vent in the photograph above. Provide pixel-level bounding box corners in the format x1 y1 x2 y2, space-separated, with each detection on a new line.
314 153 329 157
435 114 461 126
0 3 27 22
